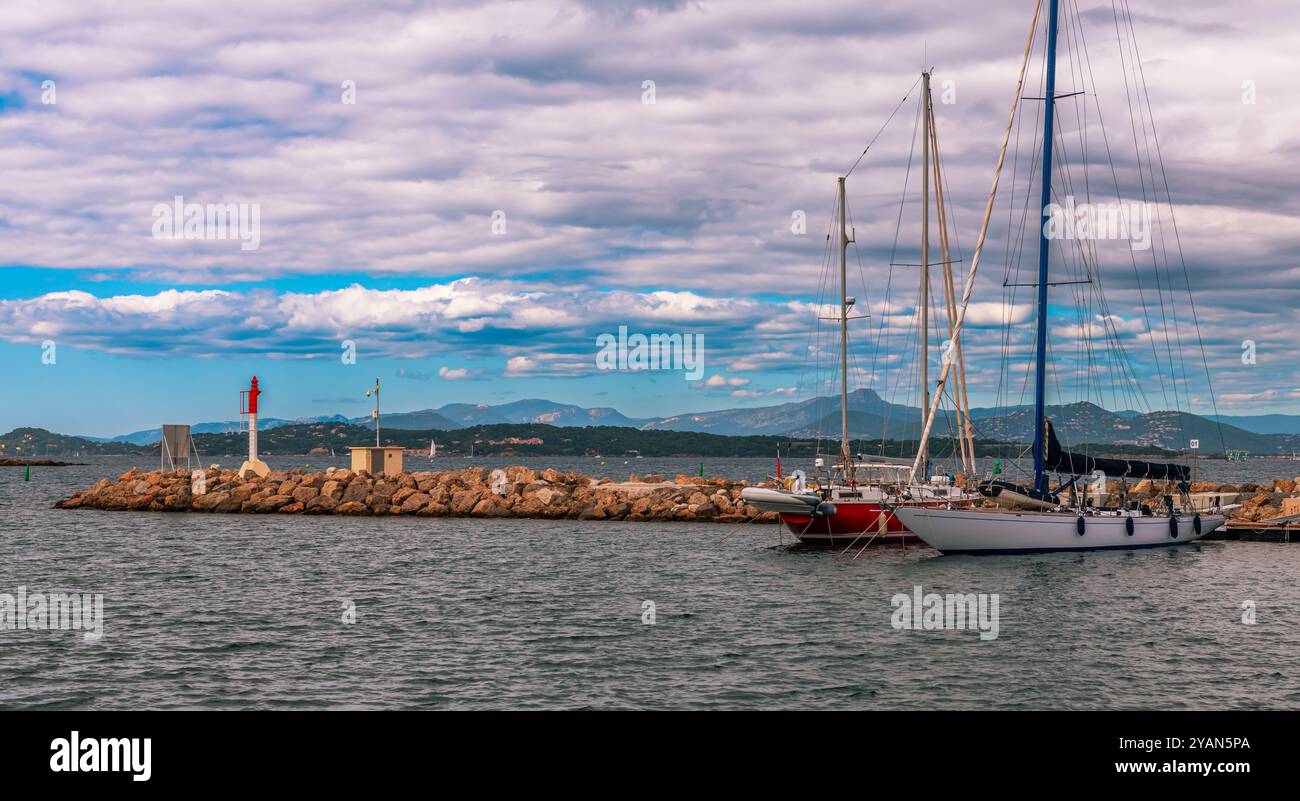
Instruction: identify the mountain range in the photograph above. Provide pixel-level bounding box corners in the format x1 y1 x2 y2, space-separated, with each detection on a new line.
98 399 647 445
75 390 1300 453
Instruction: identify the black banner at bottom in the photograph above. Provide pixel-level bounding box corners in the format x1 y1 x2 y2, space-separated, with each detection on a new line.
2 710 1285 788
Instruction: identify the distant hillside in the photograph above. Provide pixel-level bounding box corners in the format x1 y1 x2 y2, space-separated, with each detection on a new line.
180 422 836 458
350 409 460 431
640 388 916 436
649 389 1300 453
103 416 349 445
491 398 647 427
0 427 145 456
67 388 1300 455
182 423 1118 459
970 402 1300 452
343 399 643 431
0 422 1212 462
786 408 964 441
426 403 510 427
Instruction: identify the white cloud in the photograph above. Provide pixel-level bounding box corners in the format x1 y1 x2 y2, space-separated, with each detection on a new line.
701 373 749 388
1 0 1298 414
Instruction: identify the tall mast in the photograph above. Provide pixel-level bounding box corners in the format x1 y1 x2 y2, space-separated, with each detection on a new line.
906 0 1044 485
837 176 854 478
919 70 932 478
1032 0 1061 492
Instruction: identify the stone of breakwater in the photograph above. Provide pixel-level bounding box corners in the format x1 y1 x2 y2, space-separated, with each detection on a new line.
1088 479 1299 523
55 466 779 523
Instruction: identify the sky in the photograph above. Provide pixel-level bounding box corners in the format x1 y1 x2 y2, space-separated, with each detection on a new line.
1 0 1299 438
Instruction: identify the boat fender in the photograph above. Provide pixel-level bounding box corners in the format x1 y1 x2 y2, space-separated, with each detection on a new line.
815 502 837 518
1075 516 1085 536
1125 516 1134 536
1193 514 1202 535
1169 516 1178 538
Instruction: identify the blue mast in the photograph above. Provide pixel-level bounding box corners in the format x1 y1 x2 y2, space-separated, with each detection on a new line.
1032 0 1061 493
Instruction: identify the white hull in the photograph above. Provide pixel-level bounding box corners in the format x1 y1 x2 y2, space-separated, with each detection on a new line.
740 487 824 515
893 506 1224 554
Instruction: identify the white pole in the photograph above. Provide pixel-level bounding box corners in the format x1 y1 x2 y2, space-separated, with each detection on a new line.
249 412 258 462
909 0 1044 483
837 176 853 479
920 70 931 477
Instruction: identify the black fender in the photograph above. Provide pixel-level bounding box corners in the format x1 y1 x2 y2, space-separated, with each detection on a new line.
1169 516 1179 538
1193 514 1202 534
1076 516 1086 536
1125 516 1135 536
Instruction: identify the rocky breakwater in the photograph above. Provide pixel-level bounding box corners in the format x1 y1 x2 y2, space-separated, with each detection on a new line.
55 466 780 524
1087 478 1300 523
1211 478 1300 523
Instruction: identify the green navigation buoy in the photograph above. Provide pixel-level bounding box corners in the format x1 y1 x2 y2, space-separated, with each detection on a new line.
25 464 31 481
698 462 704 477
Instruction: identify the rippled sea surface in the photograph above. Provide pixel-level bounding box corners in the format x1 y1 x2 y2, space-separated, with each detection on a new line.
2 455 1299 709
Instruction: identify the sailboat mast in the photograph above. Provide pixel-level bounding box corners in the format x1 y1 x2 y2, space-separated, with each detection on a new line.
919 70 932 477
1032 0 1061 492
837 176 853 478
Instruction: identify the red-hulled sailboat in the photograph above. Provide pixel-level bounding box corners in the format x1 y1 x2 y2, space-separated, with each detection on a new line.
742 71 978 546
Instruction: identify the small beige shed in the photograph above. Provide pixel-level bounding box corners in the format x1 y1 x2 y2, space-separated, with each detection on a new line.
349 446 404 476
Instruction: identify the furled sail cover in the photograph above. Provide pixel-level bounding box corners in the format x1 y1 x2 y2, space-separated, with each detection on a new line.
1044 420 1190 481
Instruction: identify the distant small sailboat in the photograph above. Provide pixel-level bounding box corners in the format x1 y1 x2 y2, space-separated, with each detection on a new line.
429 439 437 458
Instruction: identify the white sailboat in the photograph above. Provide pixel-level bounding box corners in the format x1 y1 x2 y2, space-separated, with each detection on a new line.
893 0 1224 554
429 439 436 458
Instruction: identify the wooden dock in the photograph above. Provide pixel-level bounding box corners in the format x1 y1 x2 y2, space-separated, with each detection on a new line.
1205 515 1300 542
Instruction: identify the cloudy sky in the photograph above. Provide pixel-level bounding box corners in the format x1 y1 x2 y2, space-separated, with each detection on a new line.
1 0 1298 437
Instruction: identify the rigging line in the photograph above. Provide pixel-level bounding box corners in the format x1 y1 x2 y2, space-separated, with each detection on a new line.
1074 0 1169 410
846 188 878 407
1111 0 1180 415
997 18 1047 413
1000 30 1048 416
907 0 1045 482
801 197 834 424
1116 3 1188 423
872 89 925 450
843 197 878 454
1120 0 1227 453
1053 123 1091 412
996 144 1028 409
929 107 976 473
844 74 924 179
802 190 839 445
1048 79 1147 415
1062 13 1146 416
806 184 846 449
1067 0 1110 416
1116 0 1192 438
842 194 882 456
1014 94 1056 417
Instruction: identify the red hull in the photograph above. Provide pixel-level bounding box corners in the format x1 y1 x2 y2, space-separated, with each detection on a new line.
780 499 963 547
